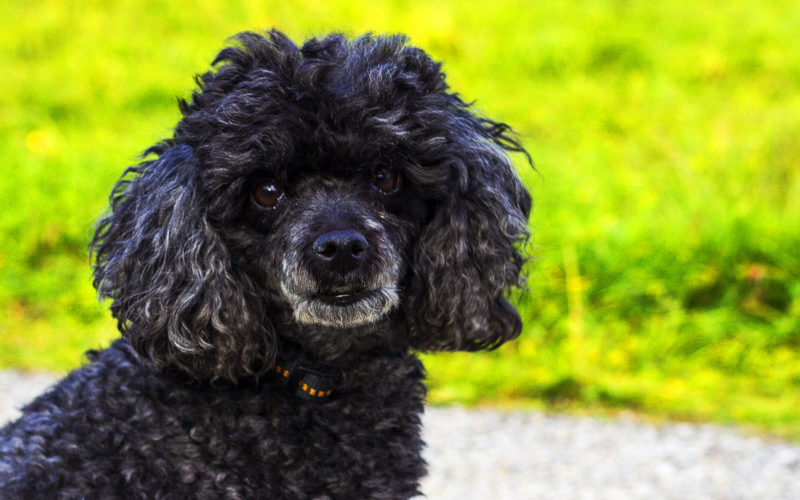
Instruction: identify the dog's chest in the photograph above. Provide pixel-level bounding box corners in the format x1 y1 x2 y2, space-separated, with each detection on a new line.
173 385 426 498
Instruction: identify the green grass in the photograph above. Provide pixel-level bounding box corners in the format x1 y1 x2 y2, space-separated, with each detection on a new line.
2 0 799 438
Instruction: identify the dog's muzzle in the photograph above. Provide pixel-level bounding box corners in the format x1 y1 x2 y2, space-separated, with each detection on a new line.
280 220 400 328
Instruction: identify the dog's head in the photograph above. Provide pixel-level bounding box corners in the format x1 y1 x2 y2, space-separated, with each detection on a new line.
91 31 531 381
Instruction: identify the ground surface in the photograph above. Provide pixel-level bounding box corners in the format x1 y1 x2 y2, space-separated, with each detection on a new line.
2 370 799 499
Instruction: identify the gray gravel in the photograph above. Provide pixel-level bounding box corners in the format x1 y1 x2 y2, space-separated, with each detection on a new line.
421 407 800 499
2 370 799 499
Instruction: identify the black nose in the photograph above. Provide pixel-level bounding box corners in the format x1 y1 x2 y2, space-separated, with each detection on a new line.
312 230 369 273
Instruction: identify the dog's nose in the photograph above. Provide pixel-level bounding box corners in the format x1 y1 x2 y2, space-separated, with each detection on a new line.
312 230 369 273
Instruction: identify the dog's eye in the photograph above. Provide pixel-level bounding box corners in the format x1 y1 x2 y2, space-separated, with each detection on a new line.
372 168 400 194
252 181 285 208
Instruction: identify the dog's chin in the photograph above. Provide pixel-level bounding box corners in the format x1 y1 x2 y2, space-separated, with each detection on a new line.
282 285 400 328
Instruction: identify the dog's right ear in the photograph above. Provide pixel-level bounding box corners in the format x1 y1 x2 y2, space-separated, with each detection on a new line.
91 144 277 382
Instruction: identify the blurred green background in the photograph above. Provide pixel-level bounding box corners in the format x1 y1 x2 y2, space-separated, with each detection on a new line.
1 0 799 437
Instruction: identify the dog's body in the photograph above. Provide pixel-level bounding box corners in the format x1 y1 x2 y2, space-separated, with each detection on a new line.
1 31 530 498
1 340 425 498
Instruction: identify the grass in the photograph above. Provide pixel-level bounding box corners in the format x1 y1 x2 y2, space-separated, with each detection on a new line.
1 0 799 438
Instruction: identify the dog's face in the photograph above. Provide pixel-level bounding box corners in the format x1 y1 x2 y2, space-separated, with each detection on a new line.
258 172 412 329
221 126 431 331
91 31 532 381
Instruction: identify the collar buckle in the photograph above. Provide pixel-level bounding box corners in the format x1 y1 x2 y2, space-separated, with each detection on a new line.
273 357 342 401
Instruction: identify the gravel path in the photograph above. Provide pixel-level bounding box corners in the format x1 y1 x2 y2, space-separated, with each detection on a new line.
2 370 799 499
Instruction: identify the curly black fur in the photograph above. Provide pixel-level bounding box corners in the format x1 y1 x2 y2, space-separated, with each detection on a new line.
0 30 531 498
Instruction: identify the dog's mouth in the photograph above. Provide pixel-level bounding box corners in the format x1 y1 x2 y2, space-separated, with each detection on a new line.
281 280 399 328
313 288 376 306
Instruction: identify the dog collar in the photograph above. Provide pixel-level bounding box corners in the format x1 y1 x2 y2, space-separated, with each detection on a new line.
271 356 343 402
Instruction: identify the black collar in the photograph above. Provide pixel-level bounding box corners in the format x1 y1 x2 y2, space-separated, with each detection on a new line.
271 355 343 402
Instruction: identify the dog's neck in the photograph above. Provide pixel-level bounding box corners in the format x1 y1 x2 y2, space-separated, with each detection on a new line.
275 312 410 366
273 317 414 400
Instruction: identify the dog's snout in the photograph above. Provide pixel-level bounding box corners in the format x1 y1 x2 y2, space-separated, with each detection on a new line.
312 230 369 272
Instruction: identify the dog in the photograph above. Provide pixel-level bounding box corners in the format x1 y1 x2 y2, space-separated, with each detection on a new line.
0 30 531 499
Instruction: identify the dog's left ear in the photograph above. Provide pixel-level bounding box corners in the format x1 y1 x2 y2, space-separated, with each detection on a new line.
406 118 532 352
91 144 277 381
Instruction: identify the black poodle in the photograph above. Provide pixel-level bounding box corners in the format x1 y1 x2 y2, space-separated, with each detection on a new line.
0 30 531 499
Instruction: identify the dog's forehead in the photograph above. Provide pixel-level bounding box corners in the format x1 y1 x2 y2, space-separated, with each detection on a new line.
269 69 443 169
239 107 412 178
197 74 461 197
